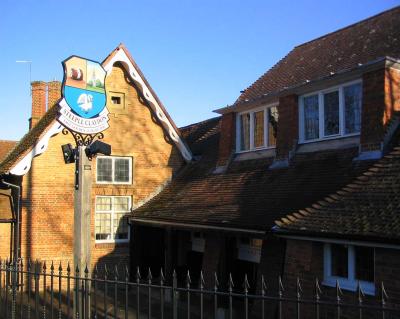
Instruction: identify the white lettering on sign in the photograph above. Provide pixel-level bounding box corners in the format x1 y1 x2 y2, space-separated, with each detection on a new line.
58 99 109 134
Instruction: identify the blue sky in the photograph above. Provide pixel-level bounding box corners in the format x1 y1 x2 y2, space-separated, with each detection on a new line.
0 0 399 140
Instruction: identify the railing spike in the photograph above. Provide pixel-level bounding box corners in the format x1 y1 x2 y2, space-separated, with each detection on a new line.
186 270 191 288
50 260 54 272
67 261 71 273
228 273 234 291
296 277 302 297
200 270 205 289
43 260 47 271
336 279 342 301
357 281 364 303
136 266 141 281
114 264 119 280
243 273 250 294
278 276 284 294
214 272 219 291
125 265 129 279
315 278 322 298
261 274 267 294
104 264 108 278
58 261 62 272
85 264 89 275
147 267 152 283
160 268 165 283
381 282 388 305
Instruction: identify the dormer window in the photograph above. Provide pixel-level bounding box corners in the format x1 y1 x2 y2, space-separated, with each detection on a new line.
237 105 278 152
299 81 362 143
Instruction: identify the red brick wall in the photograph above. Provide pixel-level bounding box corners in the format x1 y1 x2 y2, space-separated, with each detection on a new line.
217 112 235 167
361 66 400 152
30 81 47 130
47 81 61 109
276 94 298 160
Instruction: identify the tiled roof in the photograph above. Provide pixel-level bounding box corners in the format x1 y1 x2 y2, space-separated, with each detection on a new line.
131 118 373 232
237 6 400 104
0 140 17 163
275 133 400 244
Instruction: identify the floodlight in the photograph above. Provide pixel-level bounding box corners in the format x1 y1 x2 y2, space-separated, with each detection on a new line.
61 144 75 164
85 140 111 158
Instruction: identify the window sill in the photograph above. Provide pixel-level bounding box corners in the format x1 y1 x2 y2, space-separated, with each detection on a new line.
95 241 129 248
322 278 375 296
235 146 276 154
299 133 360 145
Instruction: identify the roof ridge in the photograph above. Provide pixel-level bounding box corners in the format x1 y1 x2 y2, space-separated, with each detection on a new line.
275 139 400 228
295 5 400 49
179 116 221 130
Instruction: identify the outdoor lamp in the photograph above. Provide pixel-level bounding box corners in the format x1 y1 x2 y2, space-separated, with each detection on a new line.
85 140 111 158
61 143 75 164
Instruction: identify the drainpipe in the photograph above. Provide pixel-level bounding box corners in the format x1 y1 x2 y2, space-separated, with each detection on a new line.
1 180 21 264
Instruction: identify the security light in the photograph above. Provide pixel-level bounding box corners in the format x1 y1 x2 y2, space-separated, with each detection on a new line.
61 144 75 164
85 140 111 158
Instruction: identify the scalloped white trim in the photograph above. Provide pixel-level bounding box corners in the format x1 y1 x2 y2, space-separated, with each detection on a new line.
103 49 192 162
9 122 63 175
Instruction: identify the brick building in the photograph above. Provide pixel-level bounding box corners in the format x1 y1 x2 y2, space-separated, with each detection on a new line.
128 5 400 309
0 44 192 271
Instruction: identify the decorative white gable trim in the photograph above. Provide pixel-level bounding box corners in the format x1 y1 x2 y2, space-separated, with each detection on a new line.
7 47 192 176
102 48 193 162
10 122 63 176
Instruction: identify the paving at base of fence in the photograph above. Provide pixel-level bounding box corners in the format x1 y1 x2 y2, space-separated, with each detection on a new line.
0 259 399 319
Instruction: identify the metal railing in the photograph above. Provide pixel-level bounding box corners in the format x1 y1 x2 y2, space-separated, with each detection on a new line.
0 259 399 319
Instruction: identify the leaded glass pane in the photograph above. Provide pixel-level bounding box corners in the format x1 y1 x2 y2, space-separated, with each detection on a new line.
114 197 130 212
344 83 362 134
268 106 278 146
113 213 129 239
97 158 112 182
324 91 339 136
240 113 250 151
95 213 111 240
303 95 319 140
254 111 264 148
96 197 112 211
114 158 130 183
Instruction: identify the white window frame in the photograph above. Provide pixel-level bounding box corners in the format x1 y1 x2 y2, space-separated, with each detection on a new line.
299 80 362 144
236 103 278 153
323 243 375 295
96 156 133 185
95 195 131 244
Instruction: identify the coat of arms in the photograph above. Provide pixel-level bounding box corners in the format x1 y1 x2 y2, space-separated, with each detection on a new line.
58 56 110 135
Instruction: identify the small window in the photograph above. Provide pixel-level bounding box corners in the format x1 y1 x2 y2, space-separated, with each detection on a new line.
300 81 362 142
324 243 375 295
111 96 121 105
95 196 131 242
237 105 278 152
96 156 132 184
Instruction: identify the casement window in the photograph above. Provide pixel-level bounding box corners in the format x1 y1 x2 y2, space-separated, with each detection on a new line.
236 105 278 152
299 81 362 143
95 196 131 243
323 243 375 295
96 156 132 184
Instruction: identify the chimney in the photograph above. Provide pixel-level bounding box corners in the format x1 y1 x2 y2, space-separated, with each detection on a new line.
47 81 61 109
29 81 47 130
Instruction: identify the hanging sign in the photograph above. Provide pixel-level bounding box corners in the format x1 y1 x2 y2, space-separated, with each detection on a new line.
58 56 110 134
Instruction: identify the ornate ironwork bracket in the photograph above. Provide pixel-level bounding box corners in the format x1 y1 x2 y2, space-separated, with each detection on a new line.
62 128 104 147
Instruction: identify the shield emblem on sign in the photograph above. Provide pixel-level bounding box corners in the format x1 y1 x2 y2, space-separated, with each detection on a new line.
62 56 107 119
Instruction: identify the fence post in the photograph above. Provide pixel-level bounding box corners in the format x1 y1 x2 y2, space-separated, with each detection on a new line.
172 270 178 319
12 259 17 319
